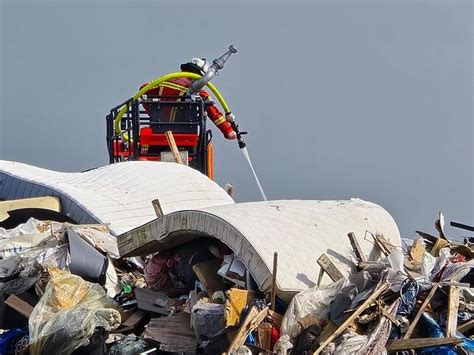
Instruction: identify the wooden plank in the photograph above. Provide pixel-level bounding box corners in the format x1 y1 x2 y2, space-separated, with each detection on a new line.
415 230 439 244
165 130 183 164
122 309 146 328
316 321 338 345
228 306 269 353
317 254 344 283
5 294 33 318
403 284 439 339
347 232 367 263
409 239 425 264
257 323 272 350
270 252 278 311
446 286 460 337
357 261 381 269
458 319 474 333
373 233 396 256
316 267 325 287
313 283 388 354
386 337 462 351
267 309 283 328
192 259 226 296
151 199 163 217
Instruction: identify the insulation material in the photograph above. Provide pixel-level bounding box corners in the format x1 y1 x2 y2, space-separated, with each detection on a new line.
118 199 401 301
0 160 234 235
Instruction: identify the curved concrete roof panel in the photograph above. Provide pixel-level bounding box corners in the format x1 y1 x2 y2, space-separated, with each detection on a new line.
118 199 401 301
0 160 234 235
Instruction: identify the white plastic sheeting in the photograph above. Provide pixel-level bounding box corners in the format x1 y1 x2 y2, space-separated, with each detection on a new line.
0 160 234 235
118 199 401 301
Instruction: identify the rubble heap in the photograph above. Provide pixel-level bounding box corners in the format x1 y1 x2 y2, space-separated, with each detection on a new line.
0 206 472 354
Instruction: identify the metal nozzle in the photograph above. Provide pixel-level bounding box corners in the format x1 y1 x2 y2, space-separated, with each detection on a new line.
188 45 238 93
213 45 238 70
229 119 247 149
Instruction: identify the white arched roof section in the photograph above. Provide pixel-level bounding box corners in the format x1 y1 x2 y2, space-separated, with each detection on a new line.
118 199 401 301
0 161 234 235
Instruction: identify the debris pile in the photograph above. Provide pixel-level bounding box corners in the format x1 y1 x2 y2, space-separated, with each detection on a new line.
0 206 472 354
275 214 474 354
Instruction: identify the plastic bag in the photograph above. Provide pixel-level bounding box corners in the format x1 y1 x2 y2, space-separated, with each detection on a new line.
418 313 456 355
6 218 49 238
273 334 293 355
397 279 419 316
29 269 121 355
0 328 28 354
421 252 436 278
333 330 368 355
191 301 225 343
439 260 473 283
35 244 69 270
108 335 151 355
280 277 347 340
430 248 451 280
387 249 408 292
360 299 399 355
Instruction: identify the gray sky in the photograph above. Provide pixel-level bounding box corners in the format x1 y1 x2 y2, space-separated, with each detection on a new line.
1 0 472 238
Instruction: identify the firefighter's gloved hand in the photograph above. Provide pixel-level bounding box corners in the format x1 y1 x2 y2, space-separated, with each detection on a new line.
225 131 237 140
225 113 235 122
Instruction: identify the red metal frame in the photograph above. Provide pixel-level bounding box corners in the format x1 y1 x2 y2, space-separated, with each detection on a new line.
138 127 199 147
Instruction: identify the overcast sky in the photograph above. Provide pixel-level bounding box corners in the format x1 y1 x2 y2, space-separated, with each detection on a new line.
1 0 472 238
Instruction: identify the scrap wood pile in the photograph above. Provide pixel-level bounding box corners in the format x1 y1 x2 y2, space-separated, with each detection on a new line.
0 206 472 355
276 213 474 354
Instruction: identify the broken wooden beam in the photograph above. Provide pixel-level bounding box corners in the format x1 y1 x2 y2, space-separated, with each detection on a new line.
403 284 439 339
165 130 184 164
317 253 344 287
373 233 396 256
228 306 269 353
151 199 163 218
313 283 389 354
458 319 474 333
446 286 460 337
386 337 463 351
347 232 367 263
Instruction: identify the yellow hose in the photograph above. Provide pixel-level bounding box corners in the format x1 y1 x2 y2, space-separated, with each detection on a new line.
114 72 231 141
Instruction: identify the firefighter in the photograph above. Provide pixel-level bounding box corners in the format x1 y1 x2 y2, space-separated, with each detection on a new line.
140 58 237 140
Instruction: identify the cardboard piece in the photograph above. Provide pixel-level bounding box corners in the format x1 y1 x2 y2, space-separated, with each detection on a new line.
225 288 255 327
192 259 225 296
134 287 170 316
144 312 197 353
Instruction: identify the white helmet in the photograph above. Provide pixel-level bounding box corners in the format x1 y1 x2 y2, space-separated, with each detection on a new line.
180 57 210 75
